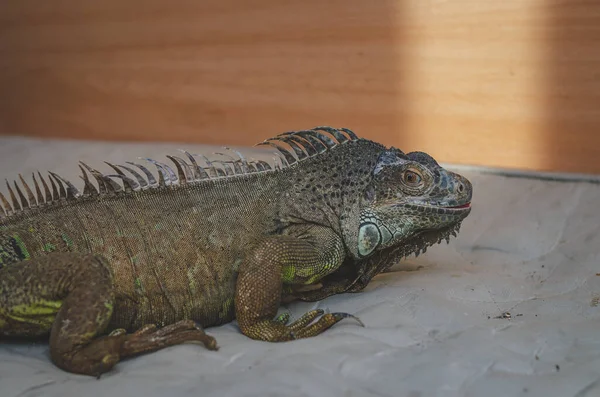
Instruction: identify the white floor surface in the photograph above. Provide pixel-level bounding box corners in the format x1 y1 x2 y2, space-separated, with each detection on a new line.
1 136 599 397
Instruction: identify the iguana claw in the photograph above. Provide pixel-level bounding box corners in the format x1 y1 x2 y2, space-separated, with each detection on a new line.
329 312 365 327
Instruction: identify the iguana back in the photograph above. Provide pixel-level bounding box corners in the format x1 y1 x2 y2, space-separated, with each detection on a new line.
1 171 282 331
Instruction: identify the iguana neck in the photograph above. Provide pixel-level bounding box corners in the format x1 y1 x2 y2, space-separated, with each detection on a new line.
275 139 386 257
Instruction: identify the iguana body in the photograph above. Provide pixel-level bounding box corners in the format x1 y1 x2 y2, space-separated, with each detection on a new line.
0 127 472 376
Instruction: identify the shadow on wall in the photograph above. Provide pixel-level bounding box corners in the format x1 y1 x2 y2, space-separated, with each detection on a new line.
544 0 600 174
0 1 405 147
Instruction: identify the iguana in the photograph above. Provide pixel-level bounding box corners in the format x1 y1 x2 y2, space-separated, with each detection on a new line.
0 127 472 376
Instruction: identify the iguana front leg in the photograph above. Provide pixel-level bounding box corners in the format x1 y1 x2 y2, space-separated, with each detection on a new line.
286 245 407 302
0 253 216 376
235 225 362 341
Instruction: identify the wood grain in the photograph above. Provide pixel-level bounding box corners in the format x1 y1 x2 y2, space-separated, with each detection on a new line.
1 0 599 174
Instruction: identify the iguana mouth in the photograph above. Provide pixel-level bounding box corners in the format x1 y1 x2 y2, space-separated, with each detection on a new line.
404 202 472 214
445 202 471 209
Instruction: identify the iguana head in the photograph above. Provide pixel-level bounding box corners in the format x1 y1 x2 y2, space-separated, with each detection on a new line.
270 127 473 262
356 148 472 258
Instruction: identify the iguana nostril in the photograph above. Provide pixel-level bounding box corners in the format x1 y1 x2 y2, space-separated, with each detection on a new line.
458 183 464 193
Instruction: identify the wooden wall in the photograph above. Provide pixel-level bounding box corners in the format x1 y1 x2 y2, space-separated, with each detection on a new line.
1 1 599 174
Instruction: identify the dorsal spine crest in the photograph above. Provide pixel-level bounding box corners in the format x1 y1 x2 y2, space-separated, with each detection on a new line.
0 127 359 219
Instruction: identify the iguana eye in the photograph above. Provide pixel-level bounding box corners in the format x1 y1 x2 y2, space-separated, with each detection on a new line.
402 170 422 186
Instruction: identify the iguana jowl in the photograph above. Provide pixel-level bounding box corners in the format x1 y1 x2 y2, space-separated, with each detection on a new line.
0 127 472 376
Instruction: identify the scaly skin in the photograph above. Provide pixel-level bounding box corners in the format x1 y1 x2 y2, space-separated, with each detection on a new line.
0 127 472 376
